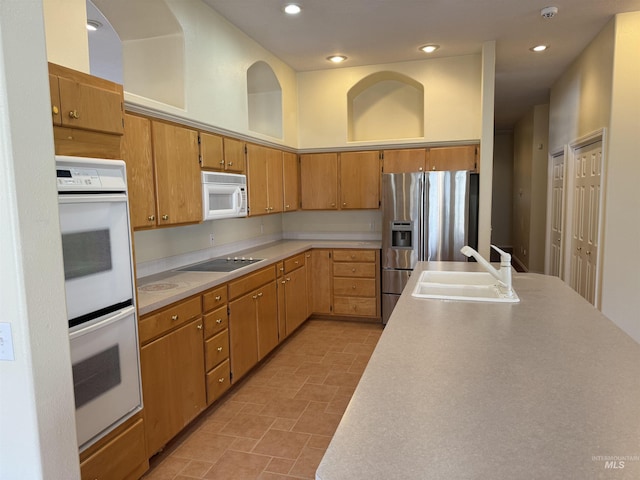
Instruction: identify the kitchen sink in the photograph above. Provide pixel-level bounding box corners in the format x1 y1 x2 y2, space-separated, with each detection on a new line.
411 270 520 303
176 257 263 273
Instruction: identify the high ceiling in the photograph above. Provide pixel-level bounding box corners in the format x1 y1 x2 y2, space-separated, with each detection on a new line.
202 0 640 130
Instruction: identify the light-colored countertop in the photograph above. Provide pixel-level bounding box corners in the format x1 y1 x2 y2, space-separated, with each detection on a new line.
136 239 380 316
317 261 640 479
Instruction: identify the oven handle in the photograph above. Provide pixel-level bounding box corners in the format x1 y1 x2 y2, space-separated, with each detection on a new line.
69 305 135 340
58 193 127 204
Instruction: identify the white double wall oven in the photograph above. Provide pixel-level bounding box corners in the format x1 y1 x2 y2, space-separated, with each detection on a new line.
56 155 142 452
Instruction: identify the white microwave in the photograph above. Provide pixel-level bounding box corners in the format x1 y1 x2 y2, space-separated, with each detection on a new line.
202 171 248 220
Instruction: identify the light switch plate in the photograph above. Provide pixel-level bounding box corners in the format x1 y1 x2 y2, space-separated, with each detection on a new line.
0 322 15 361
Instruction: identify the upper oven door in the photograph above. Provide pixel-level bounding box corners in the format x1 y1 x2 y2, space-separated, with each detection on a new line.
203 183 247 220
58 194 133 326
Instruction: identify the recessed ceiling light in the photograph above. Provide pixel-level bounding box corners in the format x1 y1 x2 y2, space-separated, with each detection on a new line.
530 45 549 52
86 20 102 31
419 44 440 54
284 4 301 15
327 55 347 64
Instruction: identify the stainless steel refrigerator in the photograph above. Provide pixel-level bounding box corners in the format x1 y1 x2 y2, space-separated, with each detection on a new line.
381 171 479 323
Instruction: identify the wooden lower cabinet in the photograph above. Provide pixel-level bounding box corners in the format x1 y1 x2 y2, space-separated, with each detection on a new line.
228 266 278 384
332 249 380 319
141 316 206 457
278 252 309 338
79 416 148 480
308 249 333 315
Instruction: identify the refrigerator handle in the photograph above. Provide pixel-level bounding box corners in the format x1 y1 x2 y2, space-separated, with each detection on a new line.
418 173 426 261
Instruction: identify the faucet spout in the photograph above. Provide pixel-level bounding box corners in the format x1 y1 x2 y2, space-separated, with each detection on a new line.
460 245 513 294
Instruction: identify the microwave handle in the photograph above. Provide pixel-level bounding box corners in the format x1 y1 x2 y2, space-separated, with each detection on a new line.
236 188 243 212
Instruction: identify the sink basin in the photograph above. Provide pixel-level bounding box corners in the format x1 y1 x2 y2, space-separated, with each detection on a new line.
411 270 520 303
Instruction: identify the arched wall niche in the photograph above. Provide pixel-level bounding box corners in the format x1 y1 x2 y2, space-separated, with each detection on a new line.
247 61 283 139
347 71 424 142
89 0 185 108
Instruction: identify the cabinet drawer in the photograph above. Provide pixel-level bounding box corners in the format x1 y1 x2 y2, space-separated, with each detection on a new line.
139 296 202 344
206 359 231 404
204 305 228 338
333 249 376 263
333 278 377 297
205 329 229 371
80 417 148 480
203 285 227 312
333 297 378 317
284 253 305 273
333 262 377 278
228 266 276 300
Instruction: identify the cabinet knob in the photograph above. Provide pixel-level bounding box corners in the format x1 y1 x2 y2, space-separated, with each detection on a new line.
216 318 222 324
148 215 155 221
586 250 592 256
197 323 203 330
228 161 233 166
257 292 264 297
294 260 299 265
306 254 311 258
171 314 179 321
279 267 284 271
281 280 286 284
162 214 169 221
352 285 356 289
68 110 80 119
352 268 356 273
331 203 336 207
52 105 59 115
285 204 290 209
286 277 291 282
269 206 274 211
432 165 436 171
342 202 347 207
215 295 222 301
265 207 270 211
219 160 225 165
419 167 423 171
252 295 258 299
218 377 225 383
217 346 223 352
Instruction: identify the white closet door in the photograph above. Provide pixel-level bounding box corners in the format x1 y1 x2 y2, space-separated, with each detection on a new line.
550 152 565 277
569 141 602 305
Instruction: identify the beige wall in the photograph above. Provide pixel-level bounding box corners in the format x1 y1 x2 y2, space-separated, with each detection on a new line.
513 111 533 269
43 0 90 72
297 55 482 149
491 133 514 247
599 13 640 343
548 13 640 343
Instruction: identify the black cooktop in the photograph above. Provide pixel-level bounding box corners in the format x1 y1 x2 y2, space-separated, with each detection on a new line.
177 257 263 273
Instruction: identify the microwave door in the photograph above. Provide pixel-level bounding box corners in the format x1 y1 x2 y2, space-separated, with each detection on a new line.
205 184 243 219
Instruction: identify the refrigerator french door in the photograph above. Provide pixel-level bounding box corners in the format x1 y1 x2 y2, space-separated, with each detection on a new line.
56 156 142 452
381 171 477 323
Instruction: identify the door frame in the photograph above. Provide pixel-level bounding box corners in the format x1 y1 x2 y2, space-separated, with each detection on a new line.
544 145 568 277
563 128 608 309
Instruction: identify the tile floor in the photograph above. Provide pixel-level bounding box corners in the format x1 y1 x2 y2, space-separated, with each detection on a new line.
142 319 384 480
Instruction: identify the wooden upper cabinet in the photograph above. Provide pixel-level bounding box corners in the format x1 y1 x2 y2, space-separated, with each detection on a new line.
428 145 479 172
246 144 283 215
49 63 123 135
151 121 202 226
300 153 338 210
122 114 156 229
282 151 299 212
382 148 427 173
339 151 381 209
200 133 245 173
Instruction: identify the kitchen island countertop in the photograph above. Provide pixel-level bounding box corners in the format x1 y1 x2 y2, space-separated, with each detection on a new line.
316 261 640 479
136 239 380 316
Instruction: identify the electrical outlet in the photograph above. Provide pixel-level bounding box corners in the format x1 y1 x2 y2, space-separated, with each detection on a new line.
209 233 215 246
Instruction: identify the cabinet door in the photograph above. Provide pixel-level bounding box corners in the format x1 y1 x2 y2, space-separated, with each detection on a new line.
285 265 308 335
223 137 246 173
383 148 427 173
229 292 259 383
266 148 284 213
300 153 338 210
141 318 206 457
309 249 333 314
199 131 224 170
282 151 299 212
246 144 270 216
428 145 478 171
58 76 124 135
49 75 62 126
339 151 381 209
256 281 278 360
152 121 202 226
122 114 157 229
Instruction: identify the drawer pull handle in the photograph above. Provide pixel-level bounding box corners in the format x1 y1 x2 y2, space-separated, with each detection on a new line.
218 377 225 383
216 318 223 324
171 314 179 321
215 295 222 301
217 346 223 352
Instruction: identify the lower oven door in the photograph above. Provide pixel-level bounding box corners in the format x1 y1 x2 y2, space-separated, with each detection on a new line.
70 306 142 451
